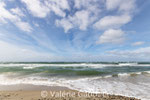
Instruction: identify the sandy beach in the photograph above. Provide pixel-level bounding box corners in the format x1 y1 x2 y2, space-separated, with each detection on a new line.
0 84 140 100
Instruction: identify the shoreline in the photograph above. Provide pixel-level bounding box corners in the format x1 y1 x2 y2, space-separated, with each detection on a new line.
0 84 140 100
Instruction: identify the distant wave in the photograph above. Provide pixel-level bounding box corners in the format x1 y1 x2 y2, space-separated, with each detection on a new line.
118 62 138 66
0 63 150 68
0 63 150 77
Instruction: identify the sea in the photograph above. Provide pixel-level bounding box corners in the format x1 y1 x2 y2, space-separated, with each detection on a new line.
0 62 150 100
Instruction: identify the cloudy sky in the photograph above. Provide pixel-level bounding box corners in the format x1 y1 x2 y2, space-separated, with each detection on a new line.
0 0 150 62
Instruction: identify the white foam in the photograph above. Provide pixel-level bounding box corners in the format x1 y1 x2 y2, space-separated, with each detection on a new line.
0 63 150 69
0 73 150 100
119 63 138 66
0 63 110 68
103 75 112 78
116 71 150 77
143 71 150 74
23 66 35 69
118 73 130 77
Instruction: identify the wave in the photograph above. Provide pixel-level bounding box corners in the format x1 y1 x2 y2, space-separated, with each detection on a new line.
1 64 150 77
0 72 150 100
112 71 150 77
118 62 138 66
1 63 150 68
23 66 35 69
0 63 150 99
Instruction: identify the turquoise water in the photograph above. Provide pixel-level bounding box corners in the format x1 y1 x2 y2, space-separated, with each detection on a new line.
0 62 150 77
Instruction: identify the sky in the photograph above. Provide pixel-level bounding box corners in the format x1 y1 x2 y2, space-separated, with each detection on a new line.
0 0 150 62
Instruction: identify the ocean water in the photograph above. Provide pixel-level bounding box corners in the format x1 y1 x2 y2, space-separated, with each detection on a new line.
0 62 150 100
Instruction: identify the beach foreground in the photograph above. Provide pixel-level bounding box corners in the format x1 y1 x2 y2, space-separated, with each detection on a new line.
1 62 149 99
0 85 140 100
0 90 140 100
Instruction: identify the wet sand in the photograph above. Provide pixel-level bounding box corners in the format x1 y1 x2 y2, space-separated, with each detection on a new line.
0 84 140 100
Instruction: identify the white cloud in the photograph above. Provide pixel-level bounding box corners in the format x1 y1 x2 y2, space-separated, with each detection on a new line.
106 0 136 13
94 0 136 45
74 0 84 9
74 0 102 10
118 0 136 13
0 1 32 32
45 2 65 17
22 0 70 18
98 0 136 30
74 0 92 9
94 14 131 30
0 2 19 23
33 22 39 27
56 18 73 33
108 46 150 60
74 0 101 22
8 0 15 2
132 41 145 46
55 0 101 32
106 0 121 10
20 0 136 34
10 7 25 17
56 8 99 32
56 10 91 32
21 0 50 18
15 21 32 32
70 10 90 30
47 0 70 10
97 29 125 44
45 0 70 17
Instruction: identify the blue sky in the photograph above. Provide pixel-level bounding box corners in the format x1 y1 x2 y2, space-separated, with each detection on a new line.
0 0 150 62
